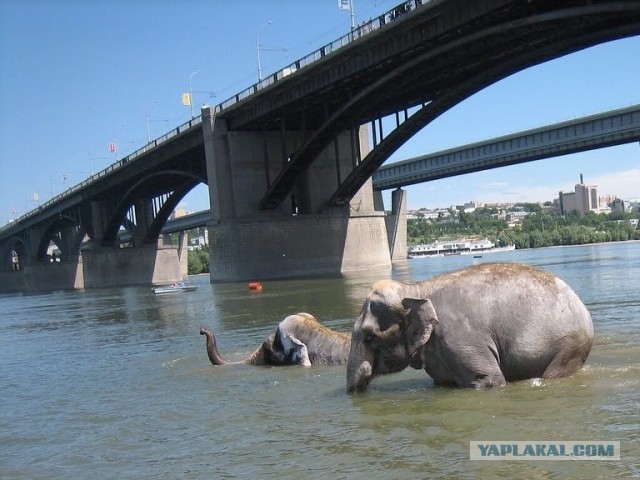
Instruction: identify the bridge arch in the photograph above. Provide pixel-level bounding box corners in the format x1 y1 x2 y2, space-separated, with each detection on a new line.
2 237 28 272
37 214 83 262
101 169 206 247
260 2 640 210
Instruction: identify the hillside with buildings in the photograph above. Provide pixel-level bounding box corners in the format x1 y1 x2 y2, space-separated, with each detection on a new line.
407 174 640 249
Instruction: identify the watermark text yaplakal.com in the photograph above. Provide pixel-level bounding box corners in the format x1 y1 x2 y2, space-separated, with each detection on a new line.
470 441 620 461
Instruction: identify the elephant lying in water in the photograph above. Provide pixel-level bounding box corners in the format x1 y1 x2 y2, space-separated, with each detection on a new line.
200 312 351 366
347 263 594 393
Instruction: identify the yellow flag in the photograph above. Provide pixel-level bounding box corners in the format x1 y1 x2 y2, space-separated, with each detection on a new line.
182 93 191 106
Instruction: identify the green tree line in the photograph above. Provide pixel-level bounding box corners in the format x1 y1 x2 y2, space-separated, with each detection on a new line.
165 227 210 275
408 207 640 250
188 249 209 275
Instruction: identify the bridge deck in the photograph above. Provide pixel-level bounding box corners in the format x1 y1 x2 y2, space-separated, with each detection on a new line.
372 104 640 189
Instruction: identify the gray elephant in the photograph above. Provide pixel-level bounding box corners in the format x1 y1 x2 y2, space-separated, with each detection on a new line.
346 263 594 393
201 312 351 366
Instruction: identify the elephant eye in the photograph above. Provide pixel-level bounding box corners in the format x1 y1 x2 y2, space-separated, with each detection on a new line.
369 301 382 317
363 332 375 344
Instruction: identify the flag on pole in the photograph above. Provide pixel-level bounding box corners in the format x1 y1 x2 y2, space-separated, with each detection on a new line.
108 143 117 153
338 0 350 10
182 93 191 106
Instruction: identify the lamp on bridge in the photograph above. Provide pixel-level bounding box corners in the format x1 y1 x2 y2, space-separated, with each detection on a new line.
256 21 272 81
145 101 170 142
187 70 202 119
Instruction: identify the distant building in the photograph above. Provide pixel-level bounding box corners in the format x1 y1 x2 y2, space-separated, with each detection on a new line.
558 174 600 216
463 200 483 213
599 194 617 207
407 208 450 220
170 207 189 219
610 198 626 213
505 210 529 227
189 235 207 250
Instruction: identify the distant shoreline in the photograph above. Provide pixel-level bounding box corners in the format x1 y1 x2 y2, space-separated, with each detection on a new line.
524 239 640 250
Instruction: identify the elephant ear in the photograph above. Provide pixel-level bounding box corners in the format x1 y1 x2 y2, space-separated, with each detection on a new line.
401 298 438 361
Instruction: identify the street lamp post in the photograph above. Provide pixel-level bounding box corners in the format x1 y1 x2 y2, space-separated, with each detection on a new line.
348 0 355 31
256 21 272 81
146 110 152 142
189 70 202 118
145 100 168 142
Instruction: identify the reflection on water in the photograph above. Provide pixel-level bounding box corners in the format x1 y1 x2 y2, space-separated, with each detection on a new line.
1 243 639 479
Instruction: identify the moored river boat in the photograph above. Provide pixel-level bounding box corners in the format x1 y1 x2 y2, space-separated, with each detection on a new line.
408 238 515 259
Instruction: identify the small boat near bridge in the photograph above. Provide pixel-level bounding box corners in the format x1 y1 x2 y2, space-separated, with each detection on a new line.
152 283 198 295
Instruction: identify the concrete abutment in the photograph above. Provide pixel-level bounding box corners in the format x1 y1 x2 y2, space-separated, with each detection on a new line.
0 241 185 292
207 209 391 282
82 246 182 289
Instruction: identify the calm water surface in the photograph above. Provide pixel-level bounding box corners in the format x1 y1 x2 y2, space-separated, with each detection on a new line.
1 242 639 479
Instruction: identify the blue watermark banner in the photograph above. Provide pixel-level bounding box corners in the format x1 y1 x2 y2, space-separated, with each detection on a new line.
470 441 620 461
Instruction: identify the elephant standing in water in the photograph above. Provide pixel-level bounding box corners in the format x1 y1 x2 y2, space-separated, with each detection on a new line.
201 313 351 366
346 263 594 393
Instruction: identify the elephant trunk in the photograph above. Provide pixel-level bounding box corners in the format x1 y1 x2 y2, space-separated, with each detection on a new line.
346 331 374 393
347 360 373 393
200 327 227 365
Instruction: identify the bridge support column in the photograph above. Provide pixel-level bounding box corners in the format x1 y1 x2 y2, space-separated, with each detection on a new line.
132 198 154 247
207 207 390 281
178 231 189 278
385 188 408 262
0 256 84 293
91 200 107 246
202 106 391 282
82 245 182 289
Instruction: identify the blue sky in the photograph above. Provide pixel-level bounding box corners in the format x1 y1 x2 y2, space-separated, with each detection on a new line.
1 0 639 224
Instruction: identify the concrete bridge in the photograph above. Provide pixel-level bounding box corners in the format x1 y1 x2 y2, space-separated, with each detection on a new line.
144 103 640 235
2 0 640 292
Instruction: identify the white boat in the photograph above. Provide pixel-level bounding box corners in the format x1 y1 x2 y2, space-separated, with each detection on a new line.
152 283 198 295
408 238 515 259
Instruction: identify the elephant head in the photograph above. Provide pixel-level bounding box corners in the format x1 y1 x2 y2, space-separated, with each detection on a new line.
346 282 438 393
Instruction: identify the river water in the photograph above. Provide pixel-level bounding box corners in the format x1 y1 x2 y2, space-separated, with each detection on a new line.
1 242 639 479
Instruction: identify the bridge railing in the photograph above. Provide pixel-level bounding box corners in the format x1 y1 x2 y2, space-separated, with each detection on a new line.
1 0 429 235
214 0 428 113
1 116 204 234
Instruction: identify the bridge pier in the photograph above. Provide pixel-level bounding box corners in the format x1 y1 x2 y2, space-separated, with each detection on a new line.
385 188 408 262
178 232 189 278
203 106 393 281
0 244 183 292
207 207 390 281
0 256 83 293
82 245 182 289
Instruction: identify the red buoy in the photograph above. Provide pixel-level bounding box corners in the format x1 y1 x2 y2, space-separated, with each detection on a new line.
248 282 263 292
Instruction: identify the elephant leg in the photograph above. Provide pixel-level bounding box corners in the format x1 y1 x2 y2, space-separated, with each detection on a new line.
541 331 592 379
471 371 507 389
467 345 507 389
428 342 506 389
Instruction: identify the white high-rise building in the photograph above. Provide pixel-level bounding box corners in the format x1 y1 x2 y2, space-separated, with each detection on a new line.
558 174 599 216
